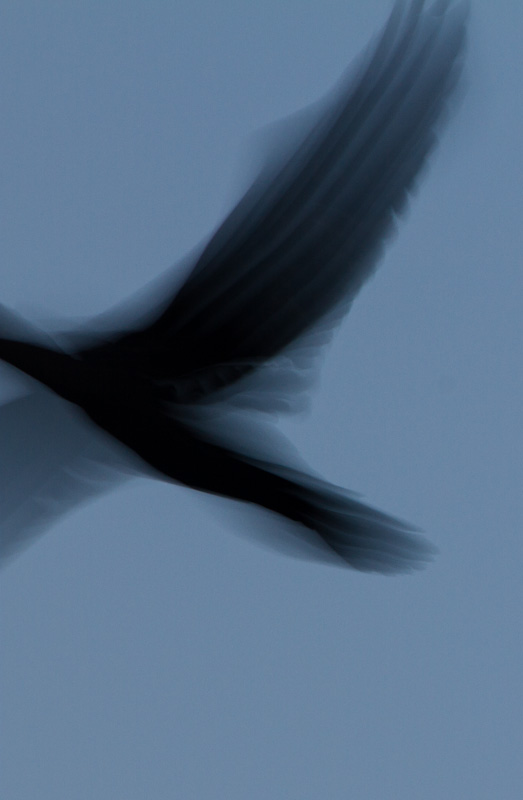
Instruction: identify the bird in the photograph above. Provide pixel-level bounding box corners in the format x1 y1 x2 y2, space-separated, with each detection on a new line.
0 1 467 572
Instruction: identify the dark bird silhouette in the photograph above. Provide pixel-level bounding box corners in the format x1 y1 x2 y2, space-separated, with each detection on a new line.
0 1 467 571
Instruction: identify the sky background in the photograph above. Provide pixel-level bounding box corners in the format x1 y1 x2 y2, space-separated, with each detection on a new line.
1 1 522 798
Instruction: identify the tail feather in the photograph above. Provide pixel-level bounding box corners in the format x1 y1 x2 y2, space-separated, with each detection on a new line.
253 465 435 573
166 417 434 574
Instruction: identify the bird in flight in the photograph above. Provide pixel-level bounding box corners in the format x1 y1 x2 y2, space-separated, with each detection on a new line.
0 1 467 572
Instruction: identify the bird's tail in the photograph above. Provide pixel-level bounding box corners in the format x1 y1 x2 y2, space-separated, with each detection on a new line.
258 467 434 573
167 417 435 574
236 460 434 573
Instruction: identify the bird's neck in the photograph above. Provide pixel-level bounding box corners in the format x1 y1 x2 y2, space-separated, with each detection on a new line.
0 336 82 402
0 304 83 402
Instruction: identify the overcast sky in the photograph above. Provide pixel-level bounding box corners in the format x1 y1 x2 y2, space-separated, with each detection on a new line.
1 1 522 798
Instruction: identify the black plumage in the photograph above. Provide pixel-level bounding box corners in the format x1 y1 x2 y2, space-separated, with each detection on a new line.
0 1 467 571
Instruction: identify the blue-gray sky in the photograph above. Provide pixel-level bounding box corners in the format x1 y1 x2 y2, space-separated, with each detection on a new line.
1 1 522 798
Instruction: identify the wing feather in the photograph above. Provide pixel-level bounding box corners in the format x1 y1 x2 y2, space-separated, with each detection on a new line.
81 1 466 407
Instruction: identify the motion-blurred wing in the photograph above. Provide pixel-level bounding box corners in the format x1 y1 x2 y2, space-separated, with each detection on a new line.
0 388 136 562
81 1 466 406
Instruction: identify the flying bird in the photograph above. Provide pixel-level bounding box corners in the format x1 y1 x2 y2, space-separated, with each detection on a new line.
0 1 467 571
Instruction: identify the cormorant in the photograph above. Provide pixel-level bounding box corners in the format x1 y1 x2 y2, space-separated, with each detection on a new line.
0 1 467 571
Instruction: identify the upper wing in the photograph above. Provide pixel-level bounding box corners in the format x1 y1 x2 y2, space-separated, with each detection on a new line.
80 1 467 406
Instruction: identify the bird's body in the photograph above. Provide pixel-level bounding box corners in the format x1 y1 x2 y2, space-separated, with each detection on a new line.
0 1 467 571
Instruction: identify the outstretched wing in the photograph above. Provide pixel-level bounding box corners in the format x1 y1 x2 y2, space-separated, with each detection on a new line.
80 1 467 407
